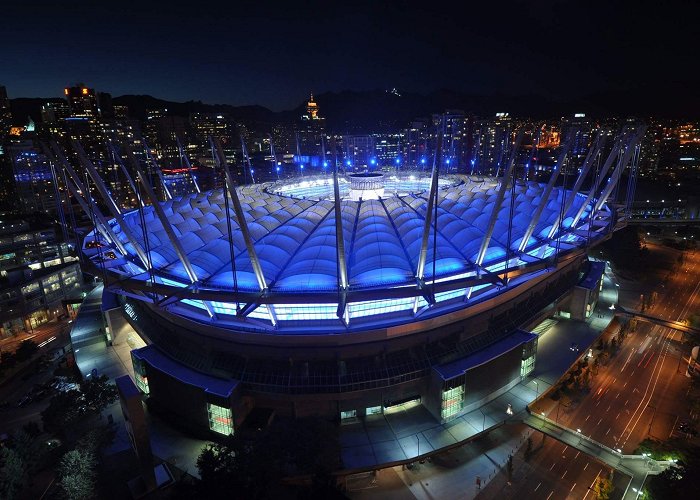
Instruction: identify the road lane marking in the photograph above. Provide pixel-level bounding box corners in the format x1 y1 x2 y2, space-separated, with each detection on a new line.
561 470 567 479
550 463 555 470
644 351 655 368
583 470 600 500
546 491 554 500
570 482 577 492
670 415 679 439
534 482 541 492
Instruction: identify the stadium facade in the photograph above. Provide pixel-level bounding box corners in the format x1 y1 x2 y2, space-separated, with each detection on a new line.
62 126 644 439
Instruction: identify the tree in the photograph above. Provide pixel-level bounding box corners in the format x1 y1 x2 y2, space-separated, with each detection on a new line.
196 417 342 498
41 389 83 434
0 447 26 500
58 449 96 500
41 375 118 435
593 475 614 499
0 351 16 369
80 374 118 412
14 340 38 362
525 437 532 460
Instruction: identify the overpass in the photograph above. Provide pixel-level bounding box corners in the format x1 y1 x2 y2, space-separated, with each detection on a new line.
522 411 675 500
628 217 700 225
615 305 700 337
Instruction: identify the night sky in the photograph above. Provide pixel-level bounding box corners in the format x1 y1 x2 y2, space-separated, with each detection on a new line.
2 0 698 111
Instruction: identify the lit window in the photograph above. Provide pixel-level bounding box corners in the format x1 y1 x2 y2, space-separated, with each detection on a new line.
207 403 233 435
441 385 464 421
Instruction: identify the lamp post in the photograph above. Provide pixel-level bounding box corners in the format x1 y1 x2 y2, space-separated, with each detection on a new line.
533 380 539 399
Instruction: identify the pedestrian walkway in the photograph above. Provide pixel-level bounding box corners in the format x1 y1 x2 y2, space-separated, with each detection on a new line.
522 412 675 500
346 424 534 500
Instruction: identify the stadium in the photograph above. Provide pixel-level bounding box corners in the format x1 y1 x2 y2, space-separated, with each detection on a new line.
75 128 642 438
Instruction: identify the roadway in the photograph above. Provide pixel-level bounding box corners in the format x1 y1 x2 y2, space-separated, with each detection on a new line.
478 431 620 500
0 318 71 356
501 246 698 499
562 248 699 454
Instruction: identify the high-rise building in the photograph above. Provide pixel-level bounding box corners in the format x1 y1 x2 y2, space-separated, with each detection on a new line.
64 84 99 118
373 133 402 167
474 113 513 175
343 135 375 170
403 119 431 168
7 133 59 215
297 93 326 158
434 110 467 172
0 85 11 141
0 215 82 337
41 100 71 124
560 113 594 168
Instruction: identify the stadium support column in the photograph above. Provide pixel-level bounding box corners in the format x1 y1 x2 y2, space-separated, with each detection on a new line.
143 140 172 200
46 142 129 257
134 158 216 318
546 132 603 240
240 135 253 185
415 132 443 306
108 141 142 207
177 137 200 193
331 138 349 322
474 129 524 267
570 136 624 228
624 137 642 220
466 129 523 300
517 134 573 253
213 139 268 293
594 129 645 213
72 140 151 270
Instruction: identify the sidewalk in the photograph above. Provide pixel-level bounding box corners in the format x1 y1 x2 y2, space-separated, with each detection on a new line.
347 423 534 500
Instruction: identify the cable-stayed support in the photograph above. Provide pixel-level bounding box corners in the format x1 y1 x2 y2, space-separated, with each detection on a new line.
177 137 200 193
71 140 151 270
546 132 603 239
142 140 172 200
517 133 573 252
474 129 525 267
416 133 443 282
107 140 141 207
594 129 646 213
212 138 267 293
570 135 625 228
46 142 128 257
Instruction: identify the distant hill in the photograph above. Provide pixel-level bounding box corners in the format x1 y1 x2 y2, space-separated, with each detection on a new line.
111 95 276 124
9 81 698 133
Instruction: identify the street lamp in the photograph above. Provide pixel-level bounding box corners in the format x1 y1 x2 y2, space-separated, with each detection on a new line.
506 403 513 416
